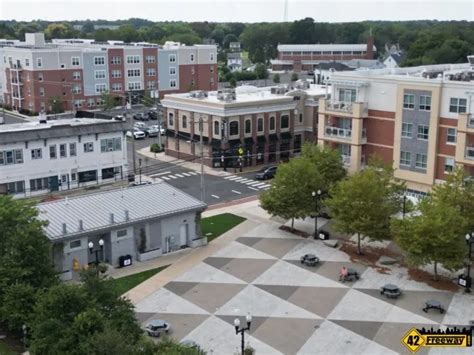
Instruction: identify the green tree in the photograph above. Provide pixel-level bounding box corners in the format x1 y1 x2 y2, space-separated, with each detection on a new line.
229 76 237 88
100 91 120 111
273 73 281 83
48 96 64 114
223 33 238 49
291 73 299 82
254 63 269 79
44 23 76 39
327 162 404 254
210 28 225 45
392 198 466 280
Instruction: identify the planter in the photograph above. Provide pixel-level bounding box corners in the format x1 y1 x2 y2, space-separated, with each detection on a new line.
191 237 208 248
138 248 163 262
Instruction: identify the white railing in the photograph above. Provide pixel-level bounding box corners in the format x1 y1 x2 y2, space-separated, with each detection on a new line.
325 126 352 140
325 100 353 113
466 147 474 160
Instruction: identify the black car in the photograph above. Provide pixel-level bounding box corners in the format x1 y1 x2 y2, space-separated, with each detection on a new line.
133 113 149 121
255 166 277 180
300 254 319 266
147 111 158 120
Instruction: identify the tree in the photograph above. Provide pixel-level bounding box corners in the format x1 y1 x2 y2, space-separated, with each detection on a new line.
291 73 299 82
229 76 237 88
254 63 268 79
223 33 238 49
210 28 225 45
44 23 76 39
48 96 64 114
327 162 404 254
100 91 119 111
273 73 281 83
392 197 466 280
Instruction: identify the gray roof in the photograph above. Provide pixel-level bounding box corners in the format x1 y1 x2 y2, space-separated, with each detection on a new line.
278 44 376 52
37 183 207 240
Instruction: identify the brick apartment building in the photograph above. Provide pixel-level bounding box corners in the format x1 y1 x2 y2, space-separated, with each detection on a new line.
271 36 375 72
161 82 326 169
318 56 474 197
0 33 218 114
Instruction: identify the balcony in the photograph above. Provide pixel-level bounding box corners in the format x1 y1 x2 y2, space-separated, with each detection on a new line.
322 99 369 117
324 126 367 144
466 147 474 161
326 100 354 114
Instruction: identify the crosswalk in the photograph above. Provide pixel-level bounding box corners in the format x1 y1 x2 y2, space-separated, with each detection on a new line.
224 175 272 191
148 171 200 181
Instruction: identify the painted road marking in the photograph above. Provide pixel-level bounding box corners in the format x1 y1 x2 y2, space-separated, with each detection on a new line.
231 190 242 194
181 172 191 177
248 187 259 191
258 184 271 189
168 175 178 179
252 182 266 187
174 174 184 178
152 171 172 176
228 176 241 181
245 180 258 185
233 177 246 182
189 172 198 175
211 194 220 199
162 176 170 180
224 175 237 180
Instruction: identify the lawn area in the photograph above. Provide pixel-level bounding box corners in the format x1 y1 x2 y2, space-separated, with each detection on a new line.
202 213 246 242
0 341 17 355
110 265 169 295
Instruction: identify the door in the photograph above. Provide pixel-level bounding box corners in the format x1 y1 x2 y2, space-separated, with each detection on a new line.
49 176 59 192
179 224 188 247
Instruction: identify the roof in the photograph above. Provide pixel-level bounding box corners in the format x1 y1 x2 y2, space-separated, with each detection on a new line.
37 183 207 240
278 44 375 52
227 52 242 59
387 53 402 65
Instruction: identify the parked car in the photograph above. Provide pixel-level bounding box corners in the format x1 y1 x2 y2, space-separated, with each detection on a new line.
150 124 165 135
133 112 148 121
112 115 125 121
300 254 319 266
126 129 146 139
134 122 147 130
144 319 170 337
255 166 277 180
144 126 159 137
147 111 158 120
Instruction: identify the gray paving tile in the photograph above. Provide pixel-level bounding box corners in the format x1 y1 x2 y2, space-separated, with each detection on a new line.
235 237 262 247
252 238 303 259
203 257 233 270
182 283 246 313
254 285 299 301
312 261 368 284
288 286 350 318
221 258 277 283
144 313 209 342
373 322 433 354
135 312 156 323
331 320 384 340
164 281 199 296
217 315 268 334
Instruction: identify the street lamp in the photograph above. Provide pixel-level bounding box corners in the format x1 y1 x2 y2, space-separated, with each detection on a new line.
234 313 252 355
465 232 474 293
402 194 407 219
312 190 322 238
88 238 104 275
139 158 142 184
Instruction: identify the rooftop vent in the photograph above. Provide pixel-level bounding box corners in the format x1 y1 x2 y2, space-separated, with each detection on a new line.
270 86 289 95
217 89 236 102
78 219 83 231
124 210 129 221
110 213 115 224
189 90 208 99
62 223 67 234
294 79 310 90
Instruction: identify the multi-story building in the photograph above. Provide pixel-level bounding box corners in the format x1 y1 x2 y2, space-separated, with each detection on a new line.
0 33 218 113
161 82 326 168
0 118 129 197
318 56 474 196
271 36 375 72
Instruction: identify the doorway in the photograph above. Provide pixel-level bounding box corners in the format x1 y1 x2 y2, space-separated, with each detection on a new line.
179 224 188 247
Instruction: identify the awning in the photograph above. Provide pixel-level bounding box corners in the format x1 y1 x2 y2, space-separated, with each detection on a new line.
280 132 292 140
257 136 266 143
193 134 209 143
269 134 278 142
177 132 191 140
165 129 175 137
244 137 255 145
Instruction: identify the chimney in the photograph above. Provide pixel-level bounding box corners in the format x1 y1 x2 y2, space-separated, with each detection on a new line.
124 210 129 221
366 34 375 60
62 223 67 234
110 213 115 224
78 219 83 231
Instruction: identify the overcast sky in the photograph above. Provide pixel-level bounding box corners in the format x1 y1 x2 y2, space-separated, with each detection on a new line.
1 0 473 22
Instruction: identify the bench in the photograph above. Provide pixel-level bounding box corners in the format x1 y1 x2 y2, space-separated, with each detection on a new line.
423 300 445 314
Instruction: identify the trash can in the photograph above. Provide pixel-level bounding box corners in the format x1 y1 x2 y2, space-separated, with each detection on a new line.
119 255 133 268
317 231 330 240
457 274 471 288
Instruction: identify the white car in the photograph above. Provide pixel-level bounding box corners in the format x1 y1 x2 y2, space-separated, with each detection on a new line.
134 122 147 129
150 125 165 135
112 115 125 121
126 129 145 139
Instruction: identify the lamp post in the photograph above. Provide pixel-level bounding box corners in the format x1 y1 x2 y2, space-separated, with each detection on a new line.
312 190 322 238
139 158 142 184
88 238 104 275
234 313 252 355
465 232 474 293
402 194 407 219
22 324 27 351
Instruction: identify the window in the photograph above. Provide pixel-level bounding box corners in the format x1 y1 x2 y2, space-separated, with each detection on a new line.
87 99 94 108
214 121 219 135
190 53 195 62
71 173 77 181
0 149 23 165
280 115 289 129
6 181 25 194
338 88 356 103
95 84 107 93
73 71 81 80
245 119 251 134
78 170 97 183
191 67 195 75
39 87 45 97
417 125 429 140
229 121 239 136
127 82 141 90
83 142 94 153
126 55 140 64
111 83 122 92
49 145 57 159
69 240 81 249
127 69 141 77
444 157 455 173
210 53 214 61
270 116 276 131
96 98 104 106
415 154 427 169
117 229 127 238
447 128 457 144
72 85 81 94
25 58 29 67
168 113 174 126
400 151 411 166
30 177 49 191
111 69 121 78
71 57 80 66
147 81 156 90
169 67 176 75
146 68 156 76
94 56 105 65
181 115 187 129
403 94 415 109
401 123 413 138
100 137 122 152
60 144 67 158
449 98 467 113
69 143 76 156
170 79 177 88
111 56 121 64
36 57 42 67
31 148 42 160
298 113 303 123
210 66 214 73
145 55 156 63
257 118 264 132
169 54 176 63
419 95 431 111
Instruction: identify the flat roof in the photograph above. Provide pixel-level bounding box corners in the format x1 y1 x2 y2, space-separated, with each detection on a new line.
37 183 207 240
0 118 123 133
278 44 374 52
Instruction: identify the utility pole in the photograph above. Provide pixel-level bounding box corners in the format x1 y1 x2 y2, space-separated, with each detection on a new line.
128 91 136 179
199 116 205 202
139 158 142 184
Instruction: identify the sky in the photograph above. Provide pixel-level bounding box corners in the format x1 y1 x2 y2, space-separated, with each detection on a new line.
1 0 473 22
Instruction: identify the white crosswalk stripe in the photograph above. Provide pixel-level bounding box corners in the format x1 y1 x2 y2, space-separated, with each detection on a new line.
162 176 170 180
189 172 198 175
181 172 191 177
224 175 237 180
174 174 184 178
168 175 178 179
233 177 246 182
251 182 266 187
227 176 241 181
258 184 271 189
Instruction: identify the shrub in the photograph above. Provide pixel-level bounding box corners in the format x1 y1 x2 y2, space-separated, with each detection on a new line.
150 143 162 153
291 72 299 81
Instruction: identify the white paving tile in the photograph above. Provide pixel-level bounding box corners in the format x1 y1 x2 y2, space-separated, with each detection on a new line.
386 304 437 324
241 224 301 239
441 293 474 325
297 320 397 355
134 288 208 314
211 241 277 259
215 285 321 319
174 262 246 284
252 260 347 288
282 239 351 262
182 315 283 355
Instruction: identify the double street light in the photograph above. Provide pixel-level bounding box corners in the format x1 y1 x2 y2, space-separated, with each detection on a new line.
234 313 252 355
88 238 104 275
312 190 322 238
465 232 474 293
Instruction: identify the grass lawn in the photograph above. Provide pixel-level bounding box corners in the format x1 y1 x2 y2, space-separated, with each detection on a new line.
0 341 17 355
110 265 169 295
202 213 246 242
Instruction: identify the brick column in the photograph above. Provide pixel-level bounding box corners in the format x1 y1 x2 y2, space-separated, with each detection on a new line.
275 112 281 162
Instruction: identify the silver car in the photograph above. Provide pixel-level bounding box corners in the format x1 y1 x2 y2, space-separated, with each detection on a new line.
144 319 170 337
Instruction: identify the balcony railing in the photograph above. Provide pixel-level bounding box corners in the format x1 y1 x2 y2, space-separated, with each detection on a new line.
325 100 353 114
325 126 352 140
466 147 474 160
468 115 474 129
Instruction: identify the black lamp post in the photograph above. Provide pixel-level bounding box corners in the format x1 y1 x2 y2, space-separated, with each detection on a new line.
312 190 322 238
234 313 252 355
139 158 142 184
465 232 474 293
88 238 104 275
402 194 407 219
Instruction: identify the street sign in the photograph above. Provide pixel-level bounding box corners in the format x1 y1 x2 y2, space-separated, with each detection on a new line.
402 328 425 353
238 147 244 156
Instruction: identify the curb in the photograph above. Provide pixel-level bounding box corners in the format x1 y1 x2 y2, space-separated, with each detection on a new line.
206 195 259 211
